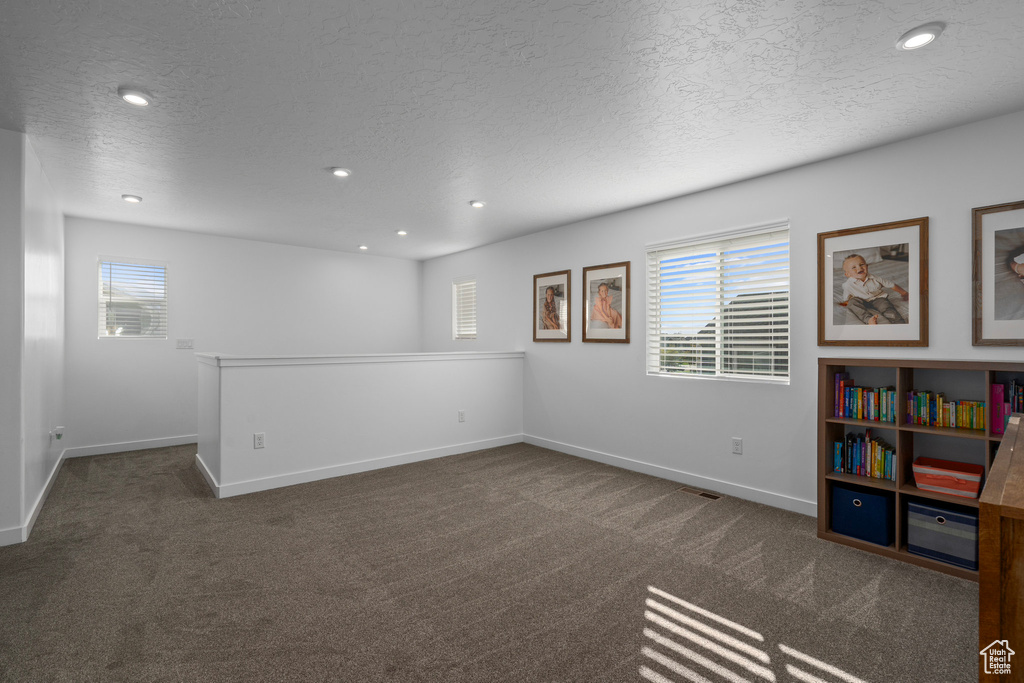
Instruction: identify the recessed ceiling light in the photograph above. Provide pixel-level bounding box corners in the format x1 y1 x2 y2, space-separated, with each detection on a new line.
396 230 408 236
331 168 352 177
469 200 485 208
117 87 151 106
896 22 944 50
121 194 142 203
358 245 368 250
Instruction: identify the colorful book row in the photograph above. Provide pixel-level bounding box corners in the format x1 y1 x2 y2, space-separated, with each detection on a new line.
833 431 896 481
833 373 897 422
991 381 1024 435
906 391 985 430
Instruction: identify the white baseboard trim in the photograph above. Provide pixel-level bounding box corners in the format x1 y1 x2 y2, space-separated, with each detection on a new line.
24 449 66 539
205 434 525 499
63 435 198 459
524 434 816 517
0 448 68 547
0 525 25 546
194 452 220 497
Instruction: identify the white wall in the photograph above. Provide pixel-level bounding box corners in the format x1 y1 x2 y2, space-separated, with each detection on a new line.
21 137 65 528
196 351 524 497
64 218 423 455
0 129 25 542
0 130 65 546
421 109 1024 515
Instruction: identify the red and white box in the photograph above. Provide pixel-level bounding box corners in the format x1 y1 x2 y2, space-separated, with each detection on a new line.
912 457 984 499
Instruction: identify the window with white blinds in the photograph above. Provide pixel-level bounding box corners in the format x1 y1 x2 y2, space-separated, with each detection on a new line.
452 277 477 340
98 259 168 338
647 225 789 382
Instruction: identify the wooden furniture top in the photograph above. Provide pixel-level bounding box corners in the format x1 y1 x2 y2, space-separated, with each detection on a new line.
979 414 1024 681
820 357 1024 371
981 415 1024 519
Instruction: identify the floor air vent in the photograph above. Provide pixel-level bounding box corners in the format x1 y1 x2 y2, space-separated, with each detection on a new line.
676 485 721 500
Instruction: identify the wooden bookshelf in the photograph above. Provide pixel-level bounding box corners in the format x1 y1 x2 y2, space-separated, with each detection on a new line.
818 358 1024 581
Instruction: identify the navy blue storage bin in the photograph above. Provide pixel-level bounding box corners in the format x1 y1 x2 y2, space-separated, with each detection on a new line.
831 484 894 546
907 501 978 570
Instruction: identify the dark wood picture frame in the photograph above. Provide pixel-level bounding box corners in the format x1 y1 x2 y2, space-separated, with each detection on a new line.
972 199 1024 346
817 217 928 347
533 270 571 343
582 261 630 343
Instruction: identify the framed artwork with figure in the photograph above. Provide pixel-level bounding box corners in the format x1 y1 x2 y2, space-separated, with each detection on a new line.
582 261 629 343
817 217 928 346
973 199 1024 345
533 270 571 342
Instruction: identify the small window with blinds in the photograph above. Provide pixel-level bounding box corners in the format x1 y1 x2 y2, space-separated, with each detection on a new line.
452 277 477 340
98 258 168 339
647 224 789 382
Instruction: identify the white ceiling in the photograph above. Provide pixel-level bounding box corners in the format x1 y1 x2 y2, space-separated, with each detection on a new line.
1 0 1023 261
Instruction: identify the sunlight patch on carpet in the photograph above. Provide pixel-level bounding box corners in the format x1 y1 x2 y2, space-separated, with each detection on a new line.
641 586 871 683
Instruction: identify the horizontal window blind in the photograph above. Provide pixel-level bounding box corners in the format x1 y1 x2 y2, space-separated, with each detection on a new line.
98 260 168 338
452 278 477 340
647 226 789 381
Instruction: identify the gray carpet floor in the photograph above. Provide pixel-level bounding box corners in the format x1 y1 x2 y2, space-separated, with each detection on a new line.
0 443 977 682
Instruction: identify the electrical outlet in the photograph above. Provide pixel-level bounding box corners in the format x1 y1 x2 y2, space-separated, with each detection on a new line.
731 437 743 455
176 338 194 349
458 410 465 423
254 432 265 449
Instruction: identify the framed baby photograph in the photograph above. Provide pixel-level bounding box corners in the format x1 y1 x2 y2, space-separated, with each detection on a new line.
972 199 1024 346
582 261 630 343
533 270 571 342
817 217 929 347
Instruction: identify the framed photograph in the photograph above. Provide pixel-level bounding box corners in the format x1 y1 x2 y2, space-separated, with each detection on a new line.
533 270 571 342
817 217 928 346
582 261 629 343
973 199 1024 346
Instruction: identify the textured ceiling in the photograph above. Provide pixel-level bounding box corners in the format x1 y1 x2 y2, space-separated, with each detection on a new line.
1 0 1023 260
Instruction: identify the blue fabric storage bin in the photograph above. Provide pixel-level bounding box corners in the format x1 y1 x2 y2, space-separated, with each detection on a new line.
907 501 979 570
831 484 894 546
